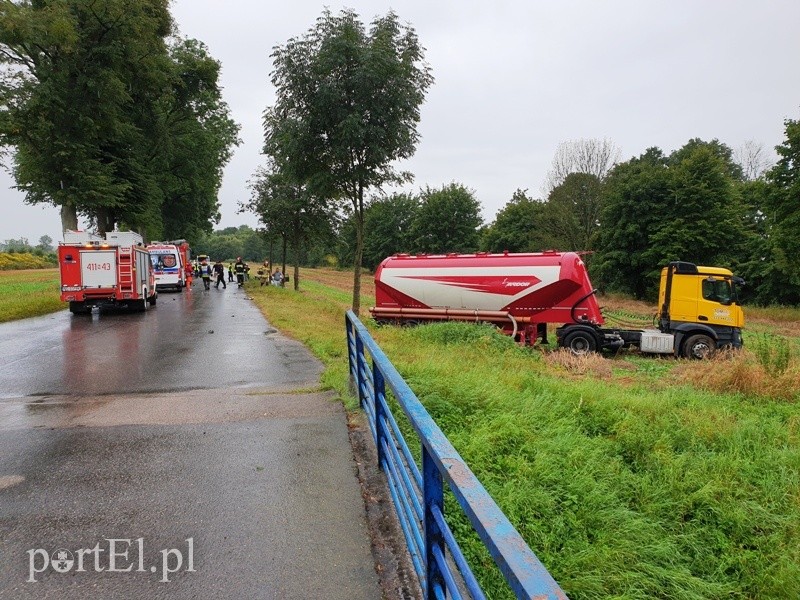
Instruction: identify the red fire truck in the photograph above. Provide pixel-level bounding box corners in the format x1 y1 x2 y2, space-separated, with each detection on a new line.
168 239 193 286
59 230 157 314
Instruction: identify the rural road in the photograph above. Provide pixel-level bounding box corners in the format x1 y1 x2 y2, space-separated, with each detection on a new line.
0 284 382 599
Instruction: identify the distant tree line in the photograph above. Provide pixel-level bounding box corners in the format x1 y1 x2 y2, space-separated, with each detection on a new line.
0 235 53 254
479 128 800 306
249 119 800 307
0 0 240 246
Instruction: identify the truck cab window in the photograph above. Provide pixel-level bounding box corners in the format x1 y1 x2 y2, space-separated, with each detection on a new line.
702 278 732 304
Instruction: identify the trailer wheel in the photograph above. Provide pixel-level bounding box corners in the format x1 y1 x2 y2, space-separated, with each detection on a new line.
563 329 598 355
682 334 715 359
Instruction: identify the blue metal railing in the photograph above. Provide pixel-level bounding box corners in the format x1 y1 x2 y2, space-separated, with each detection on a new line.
346 311 568 600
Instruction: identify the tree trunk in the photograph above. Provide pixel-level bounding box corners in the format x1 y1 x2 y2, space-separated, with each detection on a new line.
291 225 301 291
60 203 78 235
269 236 274 270
293 262 300 291
95 207 114 236
352 183 365 315
281 235 287 288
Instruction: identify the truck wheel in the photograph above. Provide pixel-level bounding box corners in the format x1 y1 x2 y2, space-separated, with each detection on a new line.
563 329 598 356
683 334 715 359
69 301 90 315
148 293 157 306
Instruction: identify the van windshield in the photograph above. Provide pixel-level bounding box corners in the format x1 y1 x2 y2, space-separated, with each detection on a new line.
151 254 177 269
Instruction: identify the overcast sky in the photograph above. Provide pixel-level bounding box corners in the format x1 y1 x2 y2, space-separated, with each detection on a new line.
2 0 799 245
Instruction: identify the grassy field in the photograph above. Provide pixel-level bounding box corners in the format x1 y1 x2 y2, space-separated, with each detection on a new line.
0 268 62 322
246 268 800 600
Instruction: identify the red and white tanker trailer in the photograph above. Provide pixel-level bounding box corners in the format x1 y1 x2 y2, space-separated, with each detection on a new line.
370 251 745 358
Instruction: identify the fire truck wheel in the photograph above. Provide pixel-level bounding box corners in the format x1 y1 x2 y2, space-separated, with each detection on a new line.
136 291 149 312
69 301 90 315
148 293 157 306
563 329 598 355
682 334 715 359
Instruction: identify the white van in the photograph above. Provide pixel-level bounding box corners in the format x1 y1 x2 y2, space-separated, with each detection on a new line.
147 244 185 292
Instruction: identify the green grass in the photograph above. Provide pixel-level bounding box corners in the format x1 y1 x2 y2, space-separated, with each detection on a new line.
235 274 800 599
0 268 62 322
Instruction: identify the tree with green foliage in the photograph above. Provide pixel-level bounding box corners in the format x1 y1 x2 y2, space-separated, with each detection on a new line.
410 183 483 253
594 148 674 298
734 178 789 305
481 189 549 252
543 172 604 253
361 193 418 270
762 118 800 303
157 38 240 244
0 0 173 234
264 8 432 313
193 225 268 263
36 235 52 252
0 2 237 244
595 140 747 299
245 165 334 289
651 142 746 266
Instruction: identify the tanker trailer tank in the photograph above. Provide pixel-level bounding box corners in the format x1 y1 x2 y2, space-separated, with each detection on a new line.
370 251 604 346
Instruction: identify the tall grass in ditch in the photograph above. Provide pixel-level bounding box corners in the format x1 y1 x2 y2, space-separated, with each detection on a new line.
246 273 800 600
677 342 799 402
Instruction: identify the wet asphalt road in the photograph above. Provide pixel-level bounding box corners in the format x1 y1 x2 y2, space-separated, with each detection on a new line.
0 282 380 599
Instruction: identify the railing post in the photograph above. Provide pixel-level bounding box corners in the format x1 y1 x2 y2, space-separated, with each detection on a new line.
346 316 357 397
423 446 445 599
355 332 366 408
373 363 386 468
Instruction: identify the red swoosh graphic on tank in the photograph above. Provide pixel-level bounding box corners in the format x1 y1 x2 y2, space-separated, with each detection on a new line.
396 275 540 296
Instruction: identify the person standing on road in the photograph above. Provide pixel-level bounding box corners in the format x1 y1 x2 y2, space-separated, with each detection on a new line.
234 257 247 288
228 262 234 283
213 259 227 289
198 259 213 290
185 262 193 288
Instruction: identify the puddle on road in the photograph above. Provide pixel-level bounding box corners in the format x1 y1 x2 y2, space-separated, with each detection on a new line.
0 396 109 430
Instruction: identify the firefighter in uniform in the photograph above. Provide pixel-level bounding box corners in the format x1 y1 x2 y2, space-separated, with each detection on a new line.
198 259 213 290
234 257 247 287
213 259 227 289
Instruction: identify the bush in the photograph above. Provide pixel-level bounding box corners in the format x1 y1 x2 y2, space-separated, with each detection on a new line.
751 333 793 376
0 252 57 270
